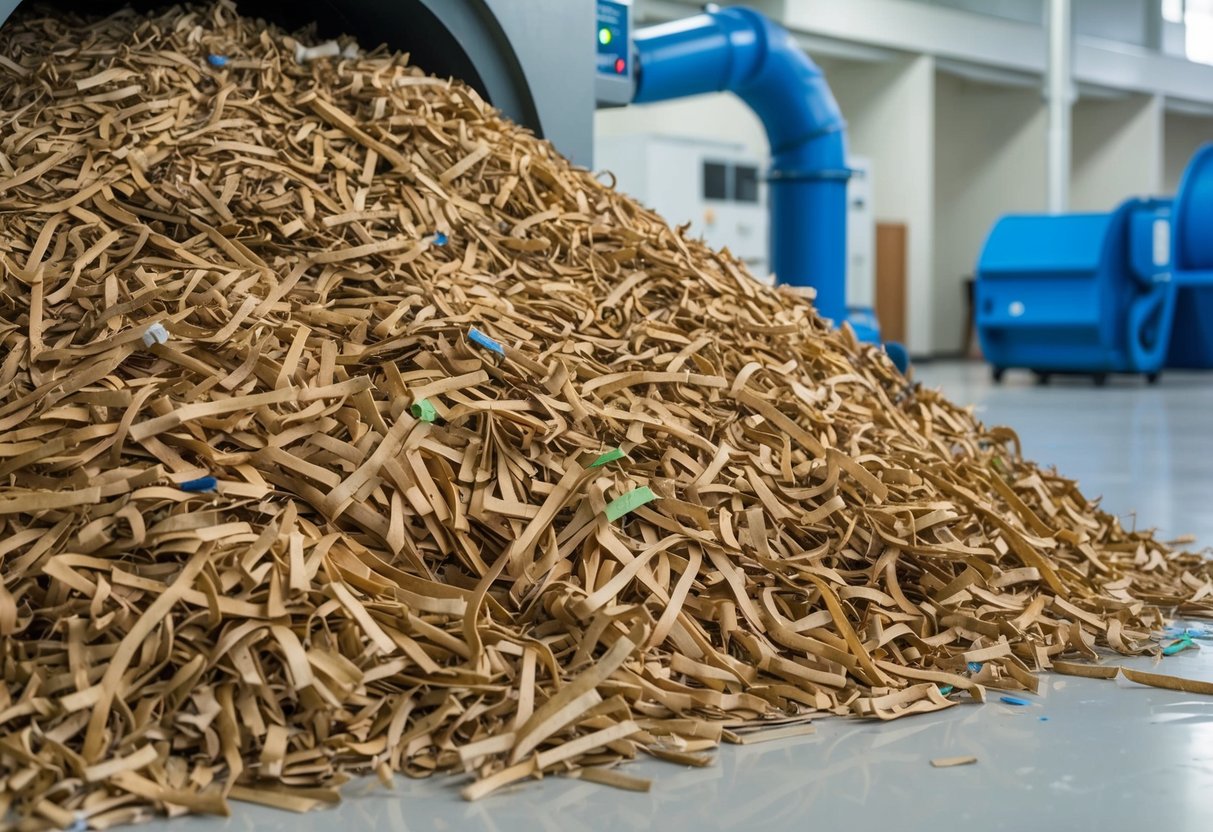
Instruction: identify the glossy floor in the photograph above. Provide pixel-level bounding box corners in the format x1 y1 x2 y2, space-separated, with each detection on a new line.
171 360 1213 832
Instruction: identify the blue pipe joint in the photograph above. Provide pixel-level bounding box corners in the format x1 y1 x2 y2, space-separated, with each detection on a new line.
846 307 882 344
1126 280 1177 372
633 8 851 324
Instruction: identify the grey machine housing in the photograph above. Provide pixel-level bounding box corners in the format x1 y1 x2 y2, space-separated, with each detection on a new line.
0 0 605 167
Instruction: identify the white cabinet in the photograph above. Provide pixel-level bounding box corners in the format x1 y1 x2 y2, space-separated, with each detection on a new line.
596 134 771 280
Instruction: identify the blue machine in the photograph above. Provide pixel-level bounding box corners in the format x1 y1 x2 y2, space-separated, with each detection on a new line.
976 143 1213 384
976 199 1174 383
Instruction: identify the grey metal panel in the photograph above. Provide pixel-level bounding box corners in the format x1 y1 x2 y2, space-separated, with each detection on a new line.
411 0 544 150
479 0 595 167
0 0 19 26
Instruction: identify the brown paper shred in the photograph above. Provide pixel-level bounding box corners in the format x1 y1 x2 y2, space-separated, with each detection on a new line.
573 767 653 792
0 2 1212 826
931 756 978 768
1119 667 1213 695
1053 661 1213 694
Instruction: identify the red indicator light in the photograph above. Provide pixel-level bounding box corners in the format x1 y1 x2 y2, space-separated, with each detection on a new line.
615 57 626 74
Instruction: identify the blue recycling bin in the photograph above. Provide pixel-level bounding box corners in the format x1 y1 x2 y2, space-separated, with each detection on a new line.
975 197 1175 382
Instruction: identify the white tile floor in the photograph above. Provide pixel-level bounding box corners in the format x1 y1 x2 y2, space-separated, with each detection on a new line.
168 361 1213 832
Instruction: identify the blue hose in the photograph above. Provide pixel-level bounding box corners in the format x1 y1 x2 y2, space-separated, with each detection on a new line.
632 8 850 324
1126 281 1176 373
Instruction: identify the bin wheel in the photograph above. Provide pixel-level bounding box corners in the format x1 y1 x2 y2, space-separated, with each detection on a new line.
991 367 1006 384
1033 371 1051 386
1093 373 1108 387
1147 372 1161 385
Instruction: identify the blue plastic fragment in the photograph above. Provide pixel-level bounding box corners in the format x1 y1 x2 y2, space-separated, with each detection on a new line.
468 327 504 355
207 54 229 68
1162 636 1198 656
180 476 218 492
1000 695 1030 707
937 685 954 696
967 662 982 673
433 231 448 246
1039 716 1050 721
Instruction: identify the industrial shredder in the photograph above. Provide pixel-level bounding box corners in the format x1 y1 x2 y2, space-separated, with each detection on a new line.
0 0 607 167
0 1 891 361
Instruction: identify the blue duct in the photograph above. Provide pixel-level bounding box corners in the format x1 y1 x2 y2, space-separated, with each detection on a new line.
632 7 850 324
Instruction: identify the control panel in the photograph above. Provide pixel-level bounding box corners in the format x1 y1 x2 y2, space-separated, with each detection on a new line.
595 0 633 106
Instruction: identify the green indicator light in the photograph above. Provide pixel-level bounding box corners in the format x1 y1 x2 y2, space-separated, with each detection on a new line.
599 27 613 45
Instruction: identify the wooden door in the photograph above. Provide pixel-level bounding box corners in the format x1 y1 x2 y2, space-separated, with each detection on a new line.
875 223 907 344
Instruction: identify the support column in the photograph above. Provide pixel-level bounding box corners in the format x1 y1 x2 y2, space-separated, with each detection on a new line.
1046 0 1073 213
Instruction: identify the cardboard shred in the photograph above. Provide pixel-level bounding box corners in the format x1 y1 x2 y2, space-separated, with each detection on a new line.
930 756 977 768
0 2 1211 826
1053 661 1213 694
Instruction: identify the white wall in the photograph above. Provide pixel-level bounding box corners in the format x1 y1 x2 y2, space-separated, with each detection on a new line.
1074 0 1154 47
1071 94 1163 210
594 94 768 162
800 0 1154 45
826 55 937 355
909 0 1042 24
1164 111 1213 192
766 0 1213 104
933 72 1047 355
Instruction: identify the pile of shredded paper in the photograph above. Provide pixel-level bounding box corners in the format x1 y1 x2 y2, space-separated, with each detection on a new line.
0 2 1210 827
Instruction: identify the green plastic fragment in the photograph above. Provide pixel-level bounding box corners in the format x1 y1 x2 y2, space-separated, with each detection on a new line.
991 457 1004 471
410 399 437 422
938 685 954 696
1162 635 1198 656
604 486 657 522
590 447 626 468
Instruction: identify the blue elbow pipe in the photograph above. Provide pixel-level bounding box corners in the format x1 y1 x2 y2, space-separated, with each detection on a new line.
632 8 850 324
